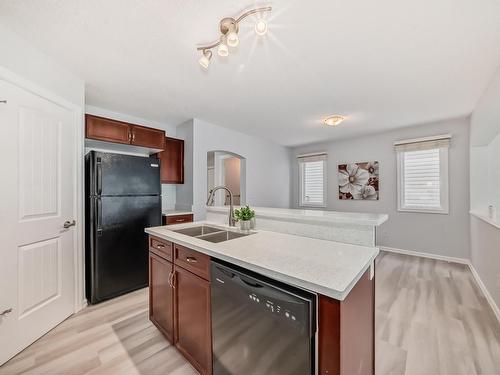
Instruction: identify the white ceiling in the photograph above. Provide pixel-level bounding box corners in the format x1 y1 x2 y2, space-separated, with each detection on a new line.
1 0 500 146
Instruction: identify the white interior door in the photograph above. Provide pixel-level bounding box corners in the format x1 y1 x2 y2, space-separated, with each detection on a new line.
0 79 77 365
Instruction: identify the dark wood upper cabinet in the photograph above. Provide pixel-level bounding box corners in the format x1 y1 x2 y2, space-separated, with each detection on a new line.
85 114 131 144
130 125 165 149
155 137 184 184
149 252 175 343
85 114 166 150
174 265 212 375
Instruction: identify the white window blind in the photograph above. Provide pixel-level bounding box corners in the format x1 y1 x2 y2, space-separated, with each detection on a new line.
402 148 441 208
395 135 450 214
298 153 327 207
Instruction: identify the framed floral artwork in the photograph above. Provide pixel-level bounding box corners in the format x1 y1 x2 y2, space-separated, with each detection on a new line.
338 161 379 200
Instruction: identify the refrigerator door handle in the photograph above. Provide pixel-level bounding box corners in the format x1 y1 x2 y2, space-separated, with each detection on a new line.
96 197 102 236
96 158 102 195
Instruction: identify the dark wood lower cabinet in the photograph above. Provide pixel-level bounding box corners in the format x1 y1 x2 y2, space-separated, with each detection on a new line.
318 267 375 375
148 235 374 375
174 265 212 375
149 252 174 343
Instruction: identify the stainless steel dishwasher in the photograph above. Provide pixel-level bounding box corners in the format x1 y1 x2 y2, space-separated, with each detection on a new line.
211 260 316 375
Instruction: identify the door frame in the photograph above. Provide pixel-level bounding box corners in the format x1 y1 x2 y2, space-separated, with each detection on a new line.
0 66 86 313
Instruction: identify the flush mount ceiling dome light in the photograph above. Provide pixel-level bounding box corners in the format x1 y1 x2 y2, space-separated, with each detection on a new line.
324 115 345 126
197 6 272 69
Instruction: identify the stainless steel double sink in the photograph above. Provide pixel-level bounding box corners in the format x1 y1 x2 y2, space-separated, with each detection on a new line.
172 225 254 243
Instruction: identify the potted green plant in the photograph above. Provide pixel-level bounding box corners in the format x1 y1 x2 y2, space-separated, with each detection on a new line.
234 205 255 231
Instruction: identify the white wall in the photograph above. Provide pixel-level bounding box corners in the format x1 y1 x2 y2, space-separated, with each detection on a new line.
177 118 291 219
469 65 500 312
0 24 84 107
175 119 195 212
291 117 471 259
85 105 178 210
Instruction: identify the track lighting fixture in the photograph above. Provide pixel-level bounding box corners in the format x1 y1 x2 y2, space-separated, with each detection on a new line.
197 6 272 69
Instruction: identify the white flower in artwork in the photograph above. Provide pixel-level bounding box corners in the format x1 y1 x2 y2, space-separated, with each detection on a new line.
366 161 379 177
353 185 378 200
338 164 369 195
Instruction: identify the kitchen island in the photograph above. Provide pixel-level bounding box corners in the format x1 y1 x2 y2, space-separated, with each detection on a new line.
145 221 378 375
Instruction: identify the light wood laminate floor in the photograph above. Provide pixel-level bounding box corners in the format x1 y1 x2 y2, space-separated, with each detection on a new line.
1 252 500 375
375 252 500 375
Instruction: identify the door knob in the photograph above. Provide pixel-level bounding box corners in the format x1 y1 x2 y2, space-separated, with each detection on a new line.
63 220 76 228
0 308 12 317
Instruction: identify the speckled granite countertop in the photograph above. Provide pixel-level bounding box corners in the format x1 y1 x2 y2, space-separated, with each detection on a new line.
207 206 388 226
145 221 378 300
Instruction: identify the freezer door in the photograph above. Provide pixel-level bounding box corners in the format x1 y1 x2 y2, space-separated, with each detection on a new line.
88 151 161 196
88 195 161 303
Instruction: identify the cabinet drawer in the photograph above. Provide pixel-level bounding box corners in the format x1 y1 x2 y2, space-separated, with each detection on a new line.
174 244 210 280
165 214 193 225
149 237 173 261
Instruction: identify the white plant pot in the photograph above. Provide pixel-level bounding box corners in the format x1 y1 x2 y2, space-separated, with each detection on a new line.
239 220 252 231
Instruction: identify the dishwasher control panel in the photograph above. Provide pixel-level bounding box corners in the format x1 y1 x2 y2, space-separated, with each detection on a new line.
248 292 300 323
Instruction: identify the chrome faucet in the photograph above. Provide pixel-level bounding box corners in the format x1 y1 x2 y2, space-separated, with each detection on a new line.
206 186 236 227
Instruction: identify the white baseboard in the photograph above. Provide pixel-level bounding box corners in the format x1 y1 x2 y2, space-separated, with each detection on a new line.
468 264 500 324
380 246 500 323
380 246 470 264
78 299 88 312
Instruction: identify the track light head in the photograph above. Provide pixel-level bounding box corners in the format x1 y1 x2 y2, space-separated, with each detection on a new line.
227 30 239 47
199 49 212 69
218 35 229 57
255 19 268 36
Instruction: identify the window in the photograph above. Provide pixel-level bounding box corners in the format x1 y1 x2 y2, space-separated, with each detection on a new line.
298 153 327 207
395 135 450 214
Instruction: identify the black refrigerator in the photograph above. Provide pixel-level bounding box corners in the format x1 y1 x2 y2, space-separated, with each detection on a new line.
85 151 161 304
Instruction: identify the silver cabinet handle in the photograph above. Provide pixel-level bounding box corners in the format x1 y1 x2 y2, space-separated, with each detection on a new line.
63 220 76 228
186 256 197 263
0 308 12 317
156 244 165 249
171 271 176 289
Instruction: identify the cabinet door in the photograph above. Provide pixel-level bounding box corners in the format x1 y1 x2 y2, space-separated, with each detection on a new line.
149 252 174 343
130 125 165 149
85 114 131 144
156 137 184 184
174 266 212 375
